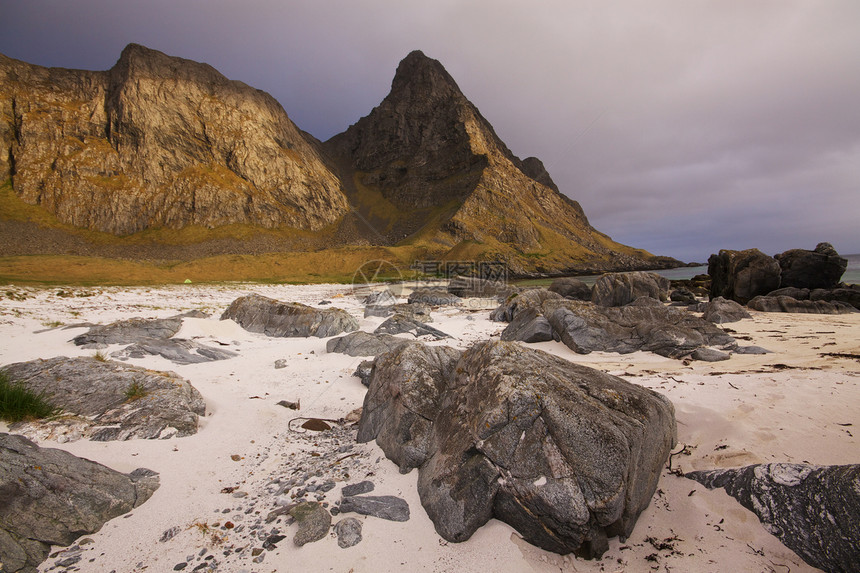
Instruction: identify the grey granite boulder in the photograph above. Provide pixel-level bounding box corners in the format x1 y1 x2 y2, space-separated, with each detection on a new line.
357 343 462 472
747 295 857 314
221 293 358 337
374 314 450 339
543 299 735 359
775 242 848 290
708 248 781 304
359 340 676 558
686 463 860 573
364 302 432 320
548 277 592 301
326 331 410 357
490 289 563 322
591 271 670 307
417 341 676 557
701 296 752 324
500 306 554 343
2 356 206 441
0 433 159 573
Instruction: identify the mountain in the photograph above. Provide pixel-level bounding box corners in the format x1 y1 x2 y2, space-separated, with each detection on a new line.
325 50 664 274
0 45 679 277
0 44 347 235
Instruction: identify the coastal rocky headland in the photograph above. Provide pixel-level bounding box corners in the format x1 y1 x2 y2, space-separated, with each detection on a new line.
0 45 679 276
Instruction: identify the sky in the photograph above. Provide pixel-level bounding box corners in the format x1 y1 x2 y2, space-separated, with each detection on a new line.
1 0 858 263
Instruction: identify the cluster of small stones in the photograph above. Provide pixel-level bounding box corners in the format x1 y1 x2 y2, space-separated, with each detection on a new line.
39 423 380 573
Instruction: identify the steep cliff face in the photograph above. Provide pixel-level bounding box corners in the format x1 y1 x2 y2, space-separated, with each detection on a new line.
325 50 660 273
0 44 348 234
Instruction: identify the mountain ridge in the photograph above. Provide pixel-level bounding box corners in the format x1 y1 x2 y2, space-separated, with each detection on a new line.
0 45 682 278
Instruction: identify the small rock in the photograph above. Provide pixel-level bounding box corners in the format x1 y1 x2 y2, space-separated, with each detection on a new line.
334 518 363 548
341 481 375 497
289 502 332 546
301 419 332 432
690 348 731 362
173 563 188 571
339 495 410 522
274 359 288 369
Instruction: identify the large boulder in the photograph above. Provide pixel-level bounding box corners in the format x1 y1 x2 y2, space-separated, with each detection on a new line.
708 249 781 304
810 286 860 310
775 242 848 290
221 293 358 337
548 277 592 301
701 297 752 324
500 306 554 343
490 289 563 322
357 343 462 472
110 337 237 364
2 356 206 441
0 433 160 573
747 295 857 315
359 340 676 557
686 463 860 573
591 271 670 307
543 299 736 358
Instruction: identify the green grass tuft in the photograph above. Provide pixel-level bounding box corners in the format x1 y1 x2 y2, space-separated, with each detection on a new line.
0 370 62 423
124 381 149 402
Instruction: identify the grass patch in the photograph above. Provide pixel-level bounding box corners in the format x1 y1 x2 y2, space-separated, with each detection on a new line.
0 370 61 423
124 381 148 402
93 350 108 362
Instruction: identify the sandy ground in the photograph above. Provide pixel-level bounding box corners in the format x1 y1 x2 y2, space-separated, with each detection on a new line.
1 283 858 573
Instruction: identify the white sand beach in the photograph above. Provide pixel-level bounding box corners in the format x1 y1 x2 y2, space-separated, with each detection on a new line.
1 283 858 573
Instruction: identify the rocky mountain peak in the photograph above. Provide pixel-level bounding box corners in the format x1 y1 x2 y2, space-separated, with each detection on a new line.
111 43 227 85
388 50 464 104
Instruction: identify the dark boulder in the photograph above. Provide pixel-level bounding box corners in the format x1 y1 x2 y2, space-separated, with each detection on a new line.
669 288 697 304
352 360 375 386
221 293 358 337
775 242 848 290
543 299 735 359
416 341 676 557
686 463 860 573
357 343 462 472
2 356 206 441
708 249 781 304
490 289 562 322
810 286 860 310
500 307 555 343
0 433 159 573
701 297 752 324
591 271 670 307
767 286 810 300
747 295 857 315
339 495 410 522
548 277 592 301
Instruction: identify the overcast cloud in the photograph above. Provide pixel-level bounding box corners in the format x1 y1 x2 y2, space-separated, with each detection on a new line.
2 0 858 262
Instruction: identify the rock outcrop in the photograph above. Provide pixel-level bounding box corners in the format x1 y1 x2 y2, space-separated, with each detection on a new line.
221 293 359 338
747 295 857 315
548 277 592 301
1 44 348 234
0 432 160 573
358 340 676 557
708 249 782 304
591 271 670 307
1 356 206 441
686 463 860 573
775 242 848 290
